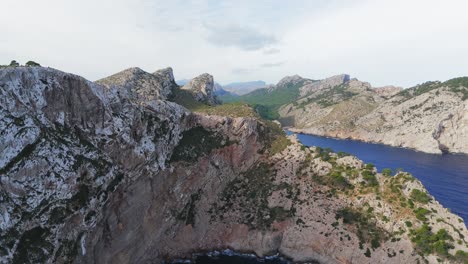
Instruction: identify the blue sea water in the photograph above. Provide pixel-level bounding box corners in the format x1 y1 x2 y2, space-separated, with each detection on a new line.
287 131 468 223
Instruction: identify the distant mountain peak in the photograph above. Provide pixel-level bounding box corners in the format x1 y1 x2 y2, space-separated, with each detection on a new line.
181 73 220 105
276 75 306 87
223 80 267 95
299 74 350 96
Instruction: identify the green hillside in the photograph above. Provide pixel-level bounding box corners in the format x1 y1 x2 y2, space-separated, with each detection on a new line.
396 77 468 101
220 80 308 120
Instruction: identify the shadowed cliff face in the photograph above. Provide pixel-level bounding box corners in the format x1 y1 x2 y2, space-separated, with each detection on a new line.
1 67 468 264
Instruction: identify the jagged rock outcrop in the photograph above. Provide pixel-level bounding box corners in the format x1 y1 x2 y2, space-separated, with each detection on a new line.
277 75 309 89
279 75 468 154
436 101 468 153
181 73 220 105
97 67 175 100
1 66 467 264
299 74 350 96
0 66 189 263
373 85 403 97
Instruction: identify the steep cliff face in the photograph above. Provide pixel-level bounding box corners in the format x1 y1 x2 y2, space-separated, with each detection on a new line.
181 73 220 105
0 66 189 263
279 76 468 154
1 67 468 264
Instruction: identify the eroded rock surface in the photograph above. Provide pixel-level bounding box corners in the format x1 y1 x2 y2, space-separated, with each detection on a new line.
279 76 468 154
182 73 220 105
1 67 467 264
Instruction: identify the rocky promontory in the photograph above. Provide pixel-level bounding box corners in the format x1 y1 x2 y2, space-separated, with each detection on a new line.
278 75 468 154
1 66 467 264
181 73 220 105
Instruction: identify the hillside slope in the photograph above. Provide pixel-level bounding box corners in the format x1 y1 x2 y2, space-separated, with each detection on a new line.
222 75 315 119
0 66 467 264
279 76 468 154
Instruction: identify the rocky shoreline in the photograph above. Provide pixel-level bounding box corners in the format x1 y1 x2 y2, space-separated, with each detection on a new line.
286 127 468 155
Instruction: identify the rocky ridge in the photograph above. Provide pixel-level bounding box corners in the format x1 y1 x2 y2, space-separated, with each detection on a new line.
278 75 468 154
96 67 176 101
181 73 220 105
0 66 467 264
299 74 350 96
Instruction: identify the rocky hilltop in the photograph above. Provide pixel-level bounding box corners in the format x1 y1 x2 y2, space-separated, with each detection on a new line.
278 75 468 154
1 66 468 264
96 67 176 100
181 73 220 105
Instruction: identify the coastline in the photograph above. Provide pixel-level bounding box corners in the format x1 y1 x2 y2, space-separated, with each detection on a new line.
285 127 468 156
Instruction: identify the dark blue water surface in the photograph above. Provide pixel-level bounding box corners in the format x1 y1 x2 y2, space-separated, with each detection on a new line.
287 131 468 223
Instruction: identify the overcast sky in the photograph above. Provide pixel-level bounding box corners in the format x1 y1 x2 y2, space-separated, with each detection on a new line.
1 0 468 87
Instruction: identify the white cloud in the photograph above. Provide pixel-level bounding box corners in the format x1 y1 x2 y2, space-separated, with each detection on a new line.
1 0 467 87
205 24 277 51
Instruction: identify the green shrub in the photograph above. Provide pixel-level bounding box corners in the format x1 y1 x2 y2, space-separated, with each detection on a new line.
410 189 431 204
9 60 20 67
269 135 291 155
454 250 468 263
410 225 454 257
25 61 41 67
362 170 379 186
382 168 393 176
170 126 228 162
414 207 431 221
328 171 350 189
364 248 371 257
336 207 387 249
314 147 333 161
337 151 350 158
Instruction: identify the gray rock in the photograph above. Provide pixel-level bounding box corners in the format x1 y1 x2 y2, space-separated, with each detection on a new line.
181 73 220 105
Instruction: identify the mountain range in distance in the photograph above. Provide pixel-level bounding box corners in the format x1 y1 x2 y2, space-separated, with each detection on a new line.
177 79 267 96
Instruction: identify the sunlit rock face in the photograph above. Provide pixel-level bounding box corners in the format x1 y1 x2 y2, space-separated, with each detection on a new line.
1 66 467 264
182 73 221 105
279 75 468 154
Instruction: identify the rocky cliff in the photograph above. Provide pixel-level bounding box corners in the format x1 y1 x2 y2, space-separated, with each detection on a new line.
1 66 468 264
96 67 175 101
279 76 468 154
181 73 220 105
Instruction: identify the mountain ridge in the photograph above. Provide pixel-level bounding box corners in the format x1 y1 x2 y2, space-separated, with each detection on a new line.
225 72 468 154
1 66 467 264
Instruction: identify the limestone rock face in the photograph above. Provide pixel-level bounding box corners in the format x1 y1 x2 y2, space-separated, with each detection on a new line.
276 75 308 88
299 74 350 96
153 67 175 83
279 75 468 154
437 101 468 153
373 85 403 97
97 67 175 101
182 73 220 105
0 66 189 263
1 66 467 264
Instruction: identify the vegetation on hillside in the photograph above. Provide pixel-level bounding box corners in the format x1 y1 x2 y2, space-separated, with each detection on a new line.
297 84 357 108
397 77 468 101
170 126 232 163
220 80 308 119
0 60 41 68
